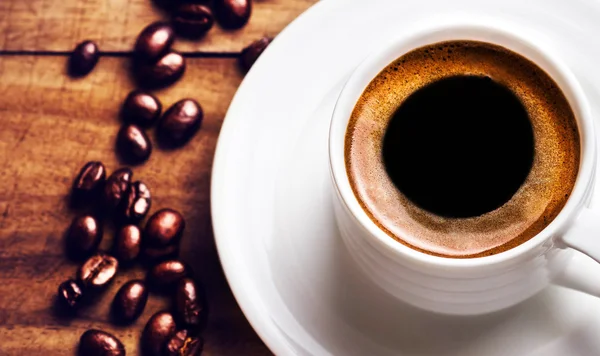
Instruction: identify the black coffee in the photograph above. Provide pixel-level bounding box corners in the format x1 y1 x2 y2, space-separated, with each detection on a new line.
345 40 580 258
382 75 534 218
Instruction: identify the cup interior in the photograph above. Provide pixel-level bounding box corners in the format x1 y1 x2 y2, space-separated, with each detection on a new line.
329 18 595 269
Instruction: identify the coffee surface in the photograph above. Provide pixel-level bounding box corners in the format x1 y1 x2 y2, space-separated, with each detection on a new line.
383 75 534 218
345 41 580 258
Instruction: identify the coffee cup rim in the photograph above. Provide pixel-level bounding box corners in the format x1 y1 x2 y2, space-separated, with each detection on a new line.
329 17 596 269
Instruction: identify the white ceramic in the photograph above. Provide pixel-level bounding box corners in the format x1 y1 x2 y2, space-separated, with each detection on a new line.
212 0 600 354
329 19 600 315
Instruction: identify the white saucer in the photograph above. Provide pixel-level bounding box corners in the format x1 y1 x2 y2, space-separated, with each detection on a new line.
211 0 600 354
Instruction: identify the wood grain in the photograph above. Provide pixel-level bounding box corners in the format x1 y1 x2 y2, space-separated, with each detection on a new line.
0 0 317 53
0 55 271 355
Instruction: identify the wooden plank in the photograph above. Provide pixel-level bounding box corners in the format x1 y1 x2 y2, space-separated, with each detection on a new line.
0 55 271 355
0 0 317 53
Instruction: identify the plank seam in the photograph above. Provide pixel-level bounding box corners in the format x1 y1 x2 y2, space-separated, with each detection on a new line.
0 50 239 58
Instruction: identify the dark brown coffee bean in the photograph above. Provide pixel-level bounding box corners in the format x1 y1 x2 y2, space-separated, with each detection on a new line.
122 90 162 127
164 330 203 356
78 329 125 356
113 225 142 262
143 244 180 263
174 278 207 331
112 280 148 323
214 0 252 29
157 99 203 147
69 40 100 77
148 259 190 290
116 124 152 165
239 37 272 72
173 4 214 38
142 311 177 356
57 279 84 309
77 254 119 289
145 208 185 247
134 22 175 61
72 161 106 204
118 181 151 224
102 168 133 211
66 215 103 258
136 51 186 89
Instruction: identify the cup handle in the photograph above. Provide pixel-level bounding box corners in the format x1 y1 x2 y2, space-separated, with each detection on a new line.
561 208 600 262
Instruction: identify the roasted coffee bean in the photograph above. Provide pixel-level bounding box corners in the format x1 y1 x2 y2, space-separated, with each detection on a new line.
142 311 177 356
134 22 175 61
69 40 100 77
66 215 103 258
173 4 214 38
214 0 252 29
157 99 203 147
143 244 180 263
116 124 152 164
148 259 190 290
113 225 142 263
239 37 272 72
164 330 203 356
102 168 133 211
112 280 148 323
72 161 106 204
78 254 119 288
174 278 207 331
57 279 84 309
122 90 162 127
136 51 186 88
145 208 186 247
78 329 125 356
119 181 151 224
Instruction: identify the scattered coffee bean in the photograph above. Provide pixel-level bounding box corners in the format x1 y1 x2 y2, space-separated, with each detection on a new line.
112 279 148 323
72 161 106 204
78 329 125 356
78 253 119 289
143 244 180 263
174 278 207 331
173 4 214 38
69 40 100 77
164 329 203 356
142 311 177 356
66 215 103 258
134 22 175 61
148 259 190 290
214 0 252 29
157 99 203 147
145 208 186 247
57 279 84 309
136 51 186 88
119 181 151 224
122 90 162 127
113 225 142 263
102 168 133 211
116 124 153 165
239 37 272 72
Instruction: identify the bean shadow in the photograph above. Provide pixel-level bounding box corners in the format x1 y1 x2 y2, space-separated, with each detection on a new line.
51 284 115 322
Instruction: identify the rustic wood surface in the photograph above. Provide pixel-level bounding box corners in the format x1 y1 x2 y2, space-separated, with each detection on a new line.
0 0 318 354
0 0 315 53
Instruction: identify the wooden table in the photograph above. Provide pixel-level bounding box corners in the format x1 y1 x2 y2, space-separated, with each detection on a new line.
0 0 316 354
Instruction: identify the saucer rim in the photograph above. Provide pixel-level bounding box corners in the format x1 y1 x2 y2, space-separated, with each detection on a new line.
211 1 334 354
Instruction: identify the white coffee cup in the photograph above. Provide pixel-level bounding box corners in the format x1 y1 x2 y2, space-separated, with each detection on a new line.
329 18 600 315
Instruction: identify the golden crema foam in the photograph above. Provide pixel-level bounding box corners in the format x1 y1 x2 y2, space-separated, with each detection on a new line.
345 41 580 258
